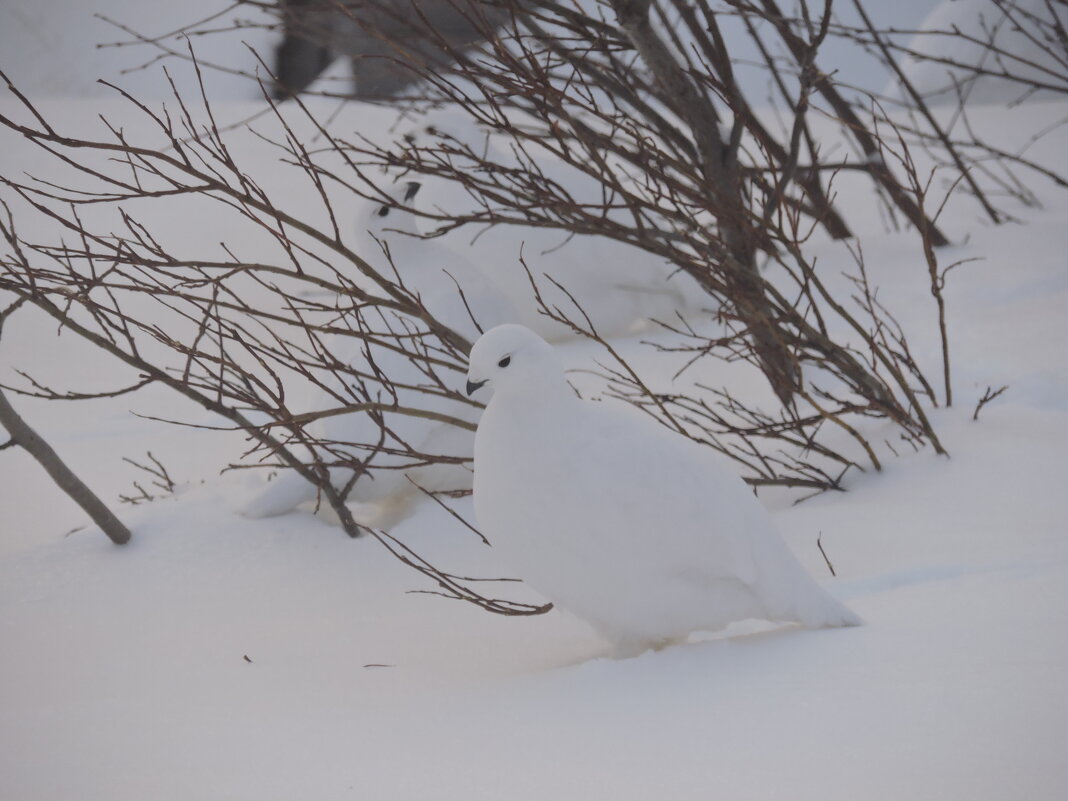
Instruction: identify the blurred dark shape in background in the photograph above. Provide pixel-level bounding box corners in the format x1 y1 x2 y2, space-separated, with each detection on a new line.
274 0 506 98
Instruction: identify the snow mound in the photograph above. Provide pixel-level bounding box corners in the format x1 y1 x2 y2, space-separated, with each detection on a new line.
898 0 1066 105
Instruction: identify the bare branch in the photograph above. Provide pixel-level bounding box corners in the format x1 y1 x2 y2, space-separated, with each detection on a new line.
973 385 1009 421
0 385 132 544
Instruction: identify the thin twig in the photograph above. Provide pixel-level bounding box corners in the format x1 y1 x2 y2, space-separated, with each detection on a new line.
973 385 1009 421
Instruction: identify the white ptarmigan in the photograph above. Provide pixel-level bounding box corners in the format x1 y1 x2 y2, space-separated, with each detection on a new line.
239 182 516 523
465 324 861 655
406 113 704 341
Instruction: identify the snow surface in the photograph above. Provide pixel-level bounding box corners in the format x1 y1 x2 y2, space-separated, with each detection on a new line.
2 5 1068 799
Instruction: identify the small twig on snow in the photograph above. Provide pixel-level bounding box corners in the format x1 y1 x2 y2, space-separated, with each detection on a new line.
817 531 837 577
973 385 1009 421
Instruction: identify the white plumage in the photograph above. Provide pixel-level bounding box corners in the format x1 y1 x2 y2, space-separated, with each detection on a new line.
406 112 703 340
466 324 861 655
355 181 517 336
449 226 702 341
239 183 515 523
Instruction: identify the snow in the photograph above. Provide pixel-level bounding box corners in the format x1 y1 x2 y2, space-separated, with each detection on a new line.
0 0 279 101
2 4 1068 800
3 406 1066 800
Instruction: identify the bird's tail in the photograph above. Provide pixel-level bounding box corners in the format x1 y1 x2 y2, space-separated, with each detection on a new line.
238 469 317 519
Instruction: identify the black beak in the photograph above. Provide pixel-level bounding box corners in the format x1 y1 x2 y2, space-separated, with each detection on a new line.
466 379 487 397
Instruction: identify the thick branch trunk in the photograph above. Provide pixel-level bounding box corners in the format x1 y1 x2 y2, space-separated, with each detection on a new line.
610 0 798 404
0 386 131 544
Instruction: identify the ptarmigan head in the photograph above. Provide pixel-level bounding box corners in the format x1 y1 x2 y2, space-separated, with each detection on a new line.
466 324 563 399
359 181 422 240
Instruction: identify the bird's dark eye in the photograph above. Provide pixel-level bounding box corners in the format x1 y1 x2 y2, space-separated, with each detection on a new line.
498 356 511 368
377 205 390 217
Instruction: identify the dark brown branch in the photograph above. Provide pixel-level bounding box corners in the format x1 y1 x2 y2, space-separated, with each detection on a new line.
0 385 132 544
973 385 1008 421
816 531 837 577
